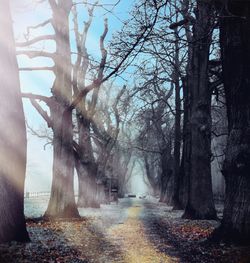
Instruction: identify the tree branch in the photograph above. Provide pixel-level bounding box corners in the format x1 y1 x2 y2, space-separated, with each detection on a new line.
19 66 55 72
16 35 55 47
89 18 108 117
71 21 154 109
22 93 52 106
130 145 161 154
26 121 53 149
98 18 108 81
113 85 126 133
70 82 96 110
29 99 53 128
24 19 52 38
16 50 55 59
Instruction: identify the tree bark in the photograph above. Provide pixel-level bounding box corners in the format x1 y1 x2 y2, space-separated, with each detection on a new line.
178 77 190 209
172 28 182 210
95 138 115 205
214 1 250 243
159 147 174 205
0 1 30 242
76 116 100 208
144 155 159 196
178 0 192 209
114 145 132 199
183 1 217 220
45 0 79 218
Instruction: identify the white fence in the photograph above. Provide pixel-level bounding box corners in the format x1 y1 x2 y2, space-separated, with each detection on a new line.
24 192 50 198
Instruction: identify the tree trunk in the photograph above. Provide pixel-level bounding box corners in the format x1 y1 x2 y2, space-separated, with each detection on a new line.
172 29 182 209
75 157 88 207
214 2 250 243
172 84 182 208
76 116 100 208
113 148 127 199
0 1 29 242
183 1 217 220
144 155 159 195
45 1 79 218
178 0 192 209
159 148 174 204
94 123 119 204
178 76 190 209
96 146 112 205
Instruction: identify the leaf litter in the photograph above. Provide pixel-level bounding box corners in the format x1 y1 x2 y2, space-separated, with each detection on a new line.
0 198 250 263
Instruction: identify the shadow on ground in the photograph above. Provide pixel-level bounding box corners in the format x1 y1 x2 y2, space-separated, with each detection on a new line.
0 216 125 263
142 201 250 263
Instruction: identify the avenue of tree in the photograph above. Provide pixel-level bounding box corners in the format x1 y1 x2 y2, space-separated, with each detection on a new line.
0 0 249 245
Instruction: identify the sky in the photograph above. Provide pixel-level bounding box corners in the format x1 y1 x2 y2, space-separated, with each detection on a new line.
11 0 148 194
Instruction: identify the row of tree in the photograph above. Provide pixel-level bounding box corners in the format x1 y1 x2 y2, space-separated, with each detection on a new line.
110 0 250 243
0 0 138 242
0 0 249 245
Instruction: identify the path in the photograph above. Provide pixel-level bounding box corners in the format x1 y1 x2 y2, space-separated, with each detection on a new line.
1 197 249 263
106 199 177 262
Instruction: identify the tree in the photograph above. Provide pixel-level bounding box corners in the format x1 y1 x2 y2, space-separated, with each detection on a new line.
71 5 127 207
44 0 79 218
172 24 182 210
19 0 80 218
115 121 136 198
0 0 29 242
214 0 250 243
90 85 126 202
182 0 217 219
135 87 175 204
110 0 187 205
72 4 107 208
143 153 160 196
20 0 150 211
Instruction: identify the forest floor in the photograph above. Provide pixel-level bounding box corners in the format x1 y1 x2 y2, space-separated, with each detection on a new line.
0 197 250 263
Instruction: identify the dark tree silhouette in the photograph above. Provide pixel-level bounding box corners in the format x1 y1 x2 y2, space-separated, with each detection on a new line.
214 0 250 243
182 0 217 220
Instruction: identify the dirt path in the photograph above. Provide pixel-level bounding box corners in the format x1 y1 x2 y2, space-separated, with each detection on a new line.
1 197 250 263
107 199 178 263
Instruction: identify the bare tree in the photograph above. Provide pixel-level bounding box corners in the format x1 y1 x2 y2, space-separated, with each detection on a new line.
20 0 79 218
